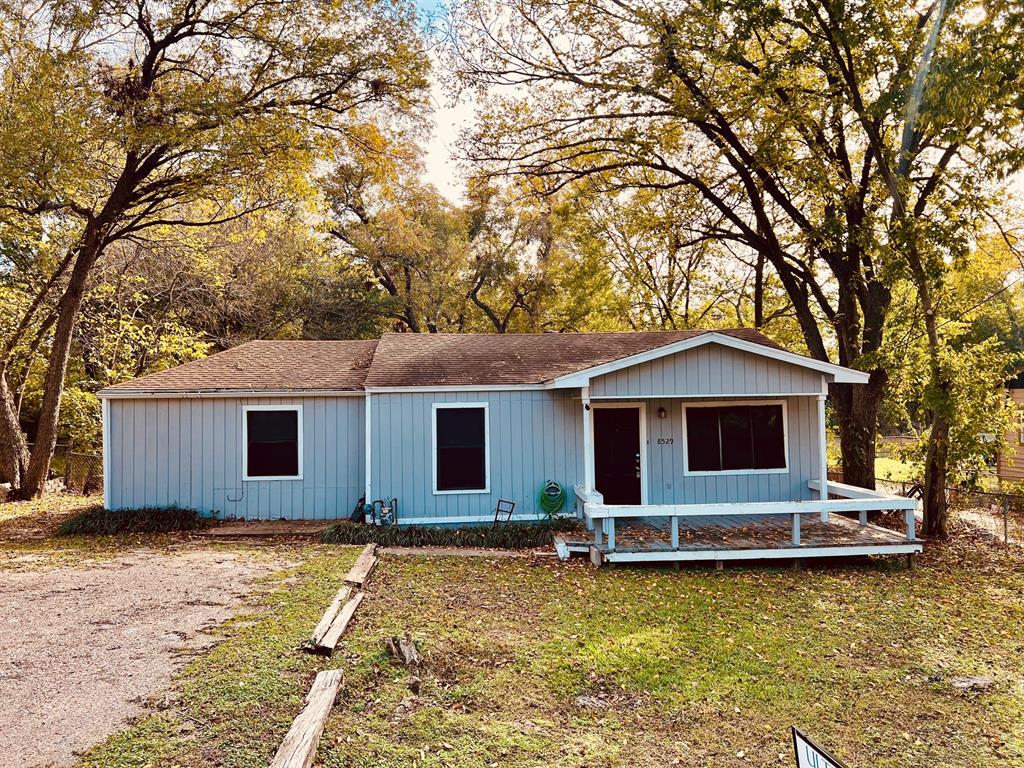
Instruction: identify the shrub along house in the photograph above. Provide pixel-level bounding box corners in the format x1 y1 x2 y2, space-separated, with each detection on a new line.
99 330 920 564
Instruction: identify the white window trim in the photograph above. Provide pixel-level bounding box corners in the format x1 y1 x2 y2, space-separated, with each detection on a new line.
432 402 490 495
681 399 789 477
242 404 304 481
591 401 649 505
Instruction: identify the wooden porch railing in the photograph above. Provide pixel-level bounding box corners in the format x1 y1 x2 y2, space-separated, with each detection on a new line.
575 481 919 554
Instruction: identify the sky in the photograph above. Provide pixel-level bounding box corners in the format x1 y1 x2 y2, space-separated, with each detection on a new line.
415 0 474 203
421 57 475 203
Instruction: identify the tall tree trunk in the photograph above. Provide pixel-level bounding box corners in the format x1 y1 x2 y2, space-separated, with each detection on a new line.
753 249 765 329
19 231 103 498
918 297 951 538
401 265 420 333
525 213 554 332
831 369 887 489
0 366 29 487
468 276 509 333
921 406 950 538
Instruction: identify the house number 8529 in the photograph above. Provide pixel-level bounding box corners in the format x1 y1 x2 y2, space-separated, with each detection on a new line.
657 437 674 445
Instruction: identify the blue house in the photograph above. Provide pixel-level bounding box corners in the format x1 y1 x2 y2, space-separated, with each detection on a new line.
99 330 920 564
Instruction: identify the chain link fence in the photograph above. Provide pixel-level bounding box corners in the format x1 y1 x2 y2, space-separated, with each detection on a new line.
945 488 1024 546
27 443 103 495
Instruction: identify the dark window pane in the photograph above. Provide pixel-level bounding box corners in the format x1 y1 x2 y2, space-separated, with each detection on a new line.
719 406 755 470
437 446 486 490
247 440 299 477
437 407 485 448
686 407 721 471
436 407 486 490
750 405 786 469
246 410 299 477
248 410 297 442
686 404 785 472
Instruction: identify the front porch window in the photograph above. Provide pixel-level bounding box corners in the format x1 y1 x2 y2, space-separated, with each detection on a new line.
684 402 787 474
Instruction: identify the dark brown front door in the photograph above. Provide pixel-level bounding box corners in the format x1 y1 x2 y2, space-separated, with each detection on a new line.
594 407 642 504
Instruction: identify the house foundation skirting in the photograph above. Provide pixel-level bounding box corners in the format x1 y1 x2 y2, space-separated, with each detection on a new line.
596 542 922 565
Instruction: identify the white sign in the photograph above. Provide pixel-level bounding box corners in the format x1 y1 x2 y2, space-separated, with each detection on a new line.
792 728 848 768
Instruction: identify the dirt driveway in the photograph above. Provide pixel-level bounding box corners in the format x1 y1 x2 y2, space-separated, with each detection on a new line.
0 547 282 768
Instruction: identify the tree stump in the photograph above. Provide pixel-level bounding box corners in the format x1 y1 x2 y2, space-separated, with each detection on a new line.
384 632 422 667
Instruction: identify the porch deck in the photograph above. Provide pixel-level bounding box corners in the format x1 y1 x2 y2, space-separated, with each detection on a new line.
573 514 917 564
573 480 923 565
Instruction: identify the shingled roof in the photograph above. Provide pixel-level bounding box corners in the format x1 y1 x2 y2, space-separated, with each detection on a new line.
101 329 786 394
102 340 378 393
363 329 781 387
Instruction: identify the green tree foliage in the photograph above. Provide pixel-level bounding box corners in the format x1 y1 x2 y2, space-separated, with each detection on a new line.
0 0 430 495
20 387 101 451
5 207 394 454
327 131 472 333
884 237 1023 487
326 133 631 333
570 187 799 333
446 0 1024 527
463 180 628 332
867 1 1024 535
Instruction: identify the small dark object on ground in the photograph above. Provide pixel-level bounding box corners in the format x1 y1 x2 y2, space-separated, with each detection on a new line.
320 519 577 549
56 506 214 536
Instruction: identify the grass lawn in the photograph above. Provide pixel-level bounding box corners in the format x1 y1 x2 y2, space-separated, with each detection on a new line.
73 534 1024 768
875 457 921 482
0 492 98 528
0 493 135 568
0 494 207 569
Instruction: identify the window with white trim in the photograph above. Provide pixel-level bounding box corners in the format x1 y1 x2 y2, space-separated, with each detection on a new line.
685 403 786 473
243 406 302 479
433 404 488 493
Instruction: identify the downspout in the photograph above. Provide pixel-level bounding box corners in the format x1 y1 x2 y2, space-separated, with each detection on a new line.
101 396 111 510
364 392 372 503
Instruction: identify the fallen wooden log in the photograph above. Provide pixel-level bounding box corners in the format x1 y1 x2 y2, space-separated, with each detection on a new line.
344 543 378 587
269 669 344 768
302 585 353 653
384 632 422 667
314 591 365 655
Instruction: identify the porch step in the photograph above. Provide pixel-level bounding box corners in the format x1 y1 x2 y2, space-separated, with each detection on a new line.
554 535 591 561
